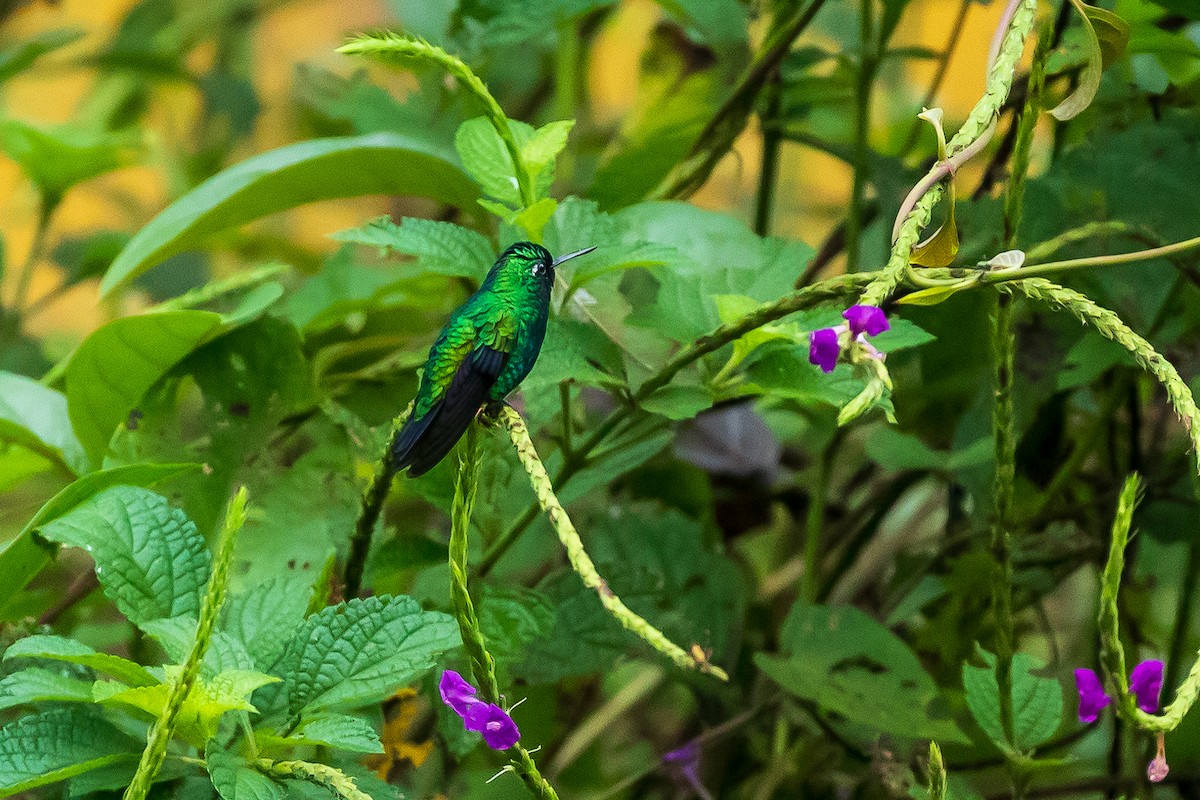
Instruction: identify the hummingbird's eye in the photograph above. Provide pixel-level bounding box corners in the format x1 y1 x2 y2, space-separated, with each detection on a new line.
531 263 542 276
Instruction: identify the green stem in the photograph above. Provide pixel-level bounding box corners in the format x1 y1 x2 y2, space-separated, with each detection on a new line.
11 197 56 314
754 74 783 237
344 405 410 598
990 291 1017 746
124 488 249 800
553 18 580 190
497 405 728 680
448 424 498 701
929 742 948 800
446 422 561 799
846 0 876 272
152 263 290 312
802 444 833 602
860 0 1037 307
338 34 535 208
899 0 972 156
255 758 372 800
989 235 1200 284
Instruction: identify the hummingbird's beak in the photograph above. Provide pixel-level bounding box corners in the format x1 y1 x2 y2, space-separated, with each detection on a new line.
551 246 597 267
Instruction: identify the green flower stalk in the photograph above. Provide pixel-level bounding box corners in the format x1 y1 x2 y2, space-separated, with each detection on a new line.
498 404 729 681
337 33 535 209
1008 279 1200 467
124 488 249 800
860 0 1038 307
448 422 560 799
256 758 371 800
345 403 411 599
928 742 947 800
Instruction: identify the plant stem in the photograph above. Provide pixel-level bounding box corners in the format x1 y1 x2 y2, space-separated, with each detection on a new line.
497 405 728 680
801 443 833 602
899 0 972 156
990 290 1017 746
338 35 536 208
989 235 1200 284
448 424 498 701
846 0 876 272
344 405 410 598
124 488 248 800
11 198 56 314
553 17 580 190
754 74 783 237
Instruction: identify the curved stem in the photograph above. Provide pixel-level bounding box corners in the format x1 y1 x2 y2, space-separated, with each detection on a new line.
498 405 728 680
344 405 411 598
989 235 1200 284
846 0 876 272
338 34 535 208
11 197 56 314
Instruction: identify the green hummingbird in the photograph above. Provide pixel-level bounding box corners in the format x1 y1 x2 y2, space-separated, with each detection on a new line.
390 241 596 476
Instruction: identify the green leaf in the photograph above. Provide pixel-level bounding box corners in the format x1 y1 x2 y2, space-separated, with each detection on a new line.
0 462 197 619
0 668 94 711
454 116 573 208
65 309 224 465
291 714 385 754
96 667 277 741
101 132 482 296
0 709 140 798
1050 0 1111 121
3 634 156 687
757 603 970 744
278 594 460 720
0 29 85 84
141 616 256 677
962 649 1063 752
207 744 284 800
331 216 495 280
897 283 973 306
220 574 313 671
1084 5 1131 66
480 586 556 671
0 371 88 475
910 183 960 267
0 119 139 199
36 486 211 627
652 0 749 51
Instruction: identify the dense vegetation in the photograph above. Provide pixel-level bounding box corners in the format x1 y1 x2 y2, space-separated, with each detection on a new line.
0 0 1199 798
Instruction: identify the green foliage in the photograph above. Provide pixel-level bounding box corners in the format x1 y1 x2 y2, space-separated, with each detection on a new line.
962 649 1063 753
2 0 1200 798
101 133 483 295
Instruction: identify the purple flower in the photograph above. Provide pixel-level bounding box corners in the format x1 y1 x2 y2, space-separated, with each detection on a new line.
438 670 521 751
465 701 521 750
808 328 840 373
1130 659 1164 713
439 669 477 717
663 742 713 800
808 305 890 374
844 305 890 337
1074 668 1112 723
1074 659 1165 723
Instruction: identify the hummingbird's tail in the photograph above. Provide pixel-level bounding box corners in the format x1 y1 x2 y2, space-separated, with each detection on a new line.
390 345 506 477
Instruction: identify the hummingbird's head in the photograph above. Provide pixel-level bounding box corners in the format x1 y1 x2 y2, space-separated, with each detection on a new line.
495 242 597 288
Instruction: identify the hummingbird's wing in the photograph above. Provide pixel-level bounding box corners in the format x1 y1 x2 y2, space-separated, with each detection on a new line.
391 318 515 477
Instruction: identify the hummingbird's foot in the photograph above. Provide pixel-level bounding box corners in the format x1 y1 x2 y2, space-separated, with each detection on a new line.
479 401 507 427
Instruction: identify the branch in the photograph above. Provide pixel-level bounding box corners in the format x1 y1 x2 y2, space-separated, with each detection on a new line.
497 405 728 680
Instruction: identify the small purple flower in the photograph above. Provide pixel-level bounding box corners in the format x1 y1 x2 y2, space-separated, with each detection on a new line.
438 670 521 751
465 701 521 750
1130 659 1164 714
1074 659 1165 723
663 742 713 800
808 304 890 374
439 669 477 717
844 305 890 337
808 327 840 373
1074 668 1112 723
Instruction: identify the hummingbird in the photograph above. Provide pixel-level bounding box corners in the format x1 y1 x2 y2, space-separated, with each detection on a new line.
389 241 596 477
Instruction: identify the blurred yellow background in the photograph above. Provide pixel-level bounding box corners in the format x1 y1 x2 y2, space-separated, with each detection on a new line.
0 0 1004 342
